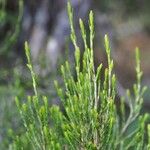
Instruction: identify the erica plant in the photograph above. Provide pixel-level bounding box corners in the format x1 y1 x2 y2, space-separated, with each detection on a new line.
12 2 150 150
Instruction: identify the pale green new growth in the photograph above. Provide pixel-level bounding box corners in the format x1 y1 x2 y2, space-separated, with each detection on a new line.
25 42 38 97
13 2 150 150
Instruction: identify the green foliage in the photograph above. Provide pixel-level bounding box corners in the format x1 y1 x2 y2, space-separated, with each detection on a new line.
0 68 26 149
0 0 23 57
13 2 150 149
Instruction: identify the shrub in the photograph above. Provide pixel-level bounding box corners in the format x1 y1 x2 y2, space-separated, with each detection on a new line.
12 2 149 150
0 0 23 57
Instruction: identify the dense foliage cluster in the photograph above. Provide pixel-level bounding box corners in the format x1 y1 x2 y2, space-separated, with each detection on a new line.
10 2 150 150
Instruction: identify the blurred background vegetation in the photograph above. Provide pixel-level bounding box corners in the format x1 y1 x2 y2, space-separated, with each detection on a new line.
0 0 150 149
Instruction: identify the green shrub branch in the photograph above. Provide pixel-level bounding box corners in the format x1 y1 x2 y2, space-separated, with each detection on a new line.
12 2 150 150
